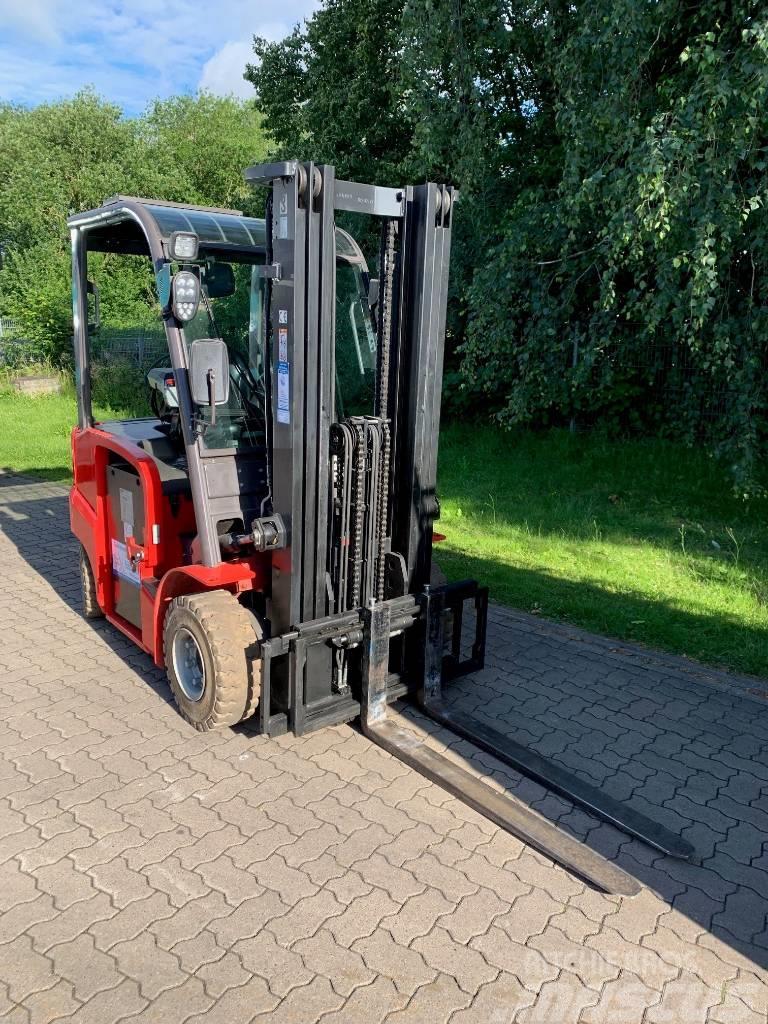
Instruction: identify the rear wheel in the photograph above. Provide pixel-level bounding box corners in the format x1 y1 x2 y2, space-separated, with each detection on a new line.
79 546 104 619
163 590 262 731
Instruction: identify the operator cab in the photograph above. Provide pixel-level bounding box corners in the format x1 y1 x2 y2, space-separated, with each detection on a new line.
69 196 375 555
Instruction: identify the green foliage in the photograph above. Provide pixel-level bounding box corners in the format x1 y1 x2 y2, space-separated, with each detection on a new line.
1 241 72 360
139 94 268 212
90 360 152 418
0 90 270 363
460 1 768 490
250 0 768 485
246 0 412 186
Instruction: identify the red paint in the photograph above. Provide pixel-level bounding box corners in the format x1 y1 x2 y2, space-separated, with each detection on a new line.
70 424 269 665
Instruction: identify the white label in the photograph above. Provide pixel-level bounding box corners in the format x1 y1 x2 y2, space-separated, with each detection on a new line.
278 196 289 238
119 488 134 533
278 309 288 325
111 539 140 583
278 327 288 362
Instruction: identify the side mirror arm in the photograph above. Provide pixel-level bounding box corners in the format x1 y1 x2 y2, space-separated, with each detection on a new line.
207 369 217 427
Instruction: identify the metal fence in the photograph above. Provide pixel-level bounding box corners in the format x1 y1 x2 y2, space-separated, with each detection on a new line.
92 327 168 370
0 318 21 338
567 333 750 442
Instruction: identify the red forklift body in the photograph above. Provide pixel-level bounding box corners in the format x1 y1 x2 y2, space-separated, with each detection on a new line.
70 421 268 664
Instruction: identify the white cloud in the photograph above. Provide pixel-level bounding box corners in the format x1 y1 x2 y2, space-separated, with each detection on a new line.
0 0 63 44
199 41 254 99
0 0 322 113
198 18 301 100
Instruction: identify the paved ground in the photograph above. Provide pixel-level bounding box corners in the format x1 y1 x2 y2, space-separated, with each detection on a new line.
0 472 767 1023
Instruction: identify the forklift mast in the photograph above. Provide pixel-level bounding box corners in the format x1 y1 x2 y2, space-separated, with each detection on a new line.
246 161 467 737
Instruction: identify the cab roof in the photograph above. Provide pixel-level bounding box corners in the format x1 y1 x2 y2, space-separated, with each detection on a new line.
68 195 365 266
67 196 267 259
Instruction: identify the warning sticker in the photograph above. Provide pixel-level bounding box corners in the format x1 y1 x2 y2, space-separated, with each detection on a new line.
278 194 289 239
111 539 140 584
278 327 288 363
277 362 290 424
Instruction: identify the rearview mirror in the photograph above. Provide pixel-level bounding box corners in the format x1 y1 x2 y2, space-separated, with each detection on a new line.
204 263 236 299
188 339 230 424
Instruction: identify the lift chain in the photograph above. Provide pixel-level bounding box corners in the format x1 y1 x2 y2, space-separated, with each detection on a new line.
329 421 353 613
374 219 398 601
376 219 398 421
375 421 391 601
329 219 398 613
349 418 367 609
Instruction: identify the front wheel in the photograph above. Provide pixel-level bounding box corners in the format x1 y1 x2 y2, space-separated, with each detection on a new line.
163 590 262 731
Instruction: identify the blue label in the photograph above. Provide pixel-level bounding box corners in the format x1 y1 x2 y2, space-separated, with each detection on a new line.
277 361 290 423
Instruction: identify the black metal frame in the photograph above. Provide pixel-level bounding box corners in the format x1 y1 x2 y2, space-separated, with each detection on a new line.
244 162 458 735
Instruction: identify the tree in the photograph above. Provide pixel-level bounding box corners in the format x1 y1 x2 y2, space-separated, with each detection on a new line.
460 1 768 487
0 91 271 361
0 92 149 254
245 0 412 186
139 93 269 212
253 0 768 482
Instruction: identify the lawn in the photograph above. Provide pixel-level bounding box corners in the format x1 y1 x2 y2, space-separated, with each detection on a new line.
0 384 124 482
437 425 768 678
1 387 766 677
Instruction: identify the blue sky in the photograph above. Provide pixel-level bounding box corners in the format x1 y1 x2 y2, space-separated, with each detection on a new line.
1 0 320 115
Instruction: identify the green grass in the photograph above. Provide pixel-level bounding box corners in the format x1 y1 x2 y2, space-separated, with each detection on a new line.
437 425 768 677
0 380 126 482
0 386 766 676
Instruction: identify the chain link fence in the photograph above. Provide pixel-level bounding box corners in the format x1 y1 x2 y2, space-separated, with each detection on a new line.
89 326 169 415
92 326 169 371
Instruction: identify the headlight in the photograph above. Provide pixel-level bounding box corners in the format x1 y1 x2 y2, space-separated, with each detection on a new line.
172 270 200 322
169 231 199 260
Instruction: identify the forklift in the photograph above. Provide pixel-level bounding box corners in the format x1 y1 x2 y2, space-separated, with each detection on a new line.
68 161 693 897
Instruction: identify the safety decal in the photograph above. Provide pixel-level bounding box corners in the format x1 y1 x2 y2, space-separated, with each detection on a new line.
111 539 140 584
277 364 290 424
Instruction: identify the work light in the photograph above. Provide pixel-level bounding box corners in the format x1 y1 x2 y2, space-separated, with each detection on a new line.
172 270 200 322
169 231 199 261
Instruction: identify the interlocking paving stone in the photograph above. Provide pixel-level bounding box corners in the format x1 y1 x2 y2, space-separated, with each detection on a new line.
0 471 767 1022
354 928 436 997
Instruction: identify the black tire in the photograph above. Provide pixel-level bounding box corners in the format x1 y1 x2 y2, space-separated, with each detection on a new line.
163 589 262 731
79 546 104 619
